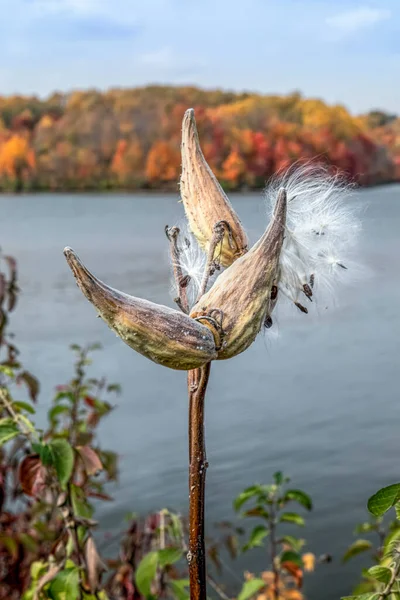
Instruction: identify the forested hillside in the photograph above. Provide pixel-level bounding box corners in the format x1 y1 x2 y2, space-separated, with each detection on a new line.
0 85 398 191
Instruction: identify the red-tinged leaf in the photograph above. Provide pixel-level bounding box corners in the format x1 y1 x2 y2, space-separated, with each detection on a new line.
87 490 113 501
7 288 17 313
84 395 96 408
56 385 69 392
0 274 6 305
16 371 40 402
19 454 47 497
76 446 103 476
4 256 17 281
87 412 100 428
84 536 108 593
281 561 303 588
208 545 222 573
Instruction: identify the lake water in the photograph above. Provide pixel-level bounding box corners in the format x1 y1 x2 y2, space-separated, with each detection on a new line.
1 186 399 599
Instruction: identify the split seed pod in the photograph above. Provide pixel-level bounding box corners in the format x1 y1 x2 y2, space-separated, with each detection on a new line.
64 248 217 371
180 109 248 267
190 189 287 360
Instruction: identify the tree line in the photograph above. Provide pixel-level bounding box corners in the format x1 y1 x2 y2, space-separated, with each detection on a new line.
0 85 398 192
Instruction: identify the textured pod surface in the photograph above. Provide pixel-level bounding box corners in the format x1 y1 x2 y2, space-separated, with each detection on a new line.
180 108 248 267
64 248 217 370
190 190 287 360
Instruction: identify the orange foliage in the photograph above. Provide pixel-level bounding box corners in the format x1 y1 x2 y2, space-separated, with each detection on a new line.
111 139 144 185
0 85 396 191
222 148 246 187
0 135 35 179
145 140 180 184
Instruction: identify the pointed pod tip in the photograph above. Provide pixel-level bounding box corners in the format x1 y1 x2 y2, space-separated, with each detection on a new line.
272 187 287 228
184 107 195 119
64 246 74 259
63 246 83 275
182 108 197 133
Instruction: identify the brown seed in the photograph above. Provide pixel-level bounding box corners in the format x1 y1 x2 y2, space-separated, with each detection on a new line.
180 109 248 267
64 248 217 371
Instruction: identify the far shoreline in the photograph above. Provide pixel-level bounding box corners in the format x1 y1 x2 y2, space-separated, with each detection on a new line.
0 179 399 197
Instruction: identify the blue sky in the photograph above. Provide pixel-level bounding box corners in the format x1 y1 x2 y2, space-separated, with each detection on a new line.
0 0 398 114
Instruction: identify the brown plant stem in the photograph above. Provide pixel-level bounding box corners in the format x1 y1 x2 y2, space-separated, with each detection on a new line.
187 363 211 600
269 500 279 600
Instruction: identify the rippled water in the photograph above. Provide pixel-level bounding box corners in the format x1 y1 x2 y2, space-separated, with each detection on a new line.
1 185 399 599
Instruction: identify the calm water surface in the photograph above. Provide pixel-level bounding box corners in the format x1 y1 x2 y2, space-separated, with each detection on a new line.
1 186 399 599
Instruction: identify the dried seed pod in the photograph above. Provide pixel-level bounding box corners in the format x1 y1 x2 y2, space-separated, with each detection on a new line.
180 108 248 267
64 248 217 371
190 189 287 360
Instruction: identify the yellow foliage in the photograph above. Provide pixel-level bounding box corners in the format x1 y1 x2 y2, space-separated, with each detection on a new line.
302 552 315 572
0 135 35 177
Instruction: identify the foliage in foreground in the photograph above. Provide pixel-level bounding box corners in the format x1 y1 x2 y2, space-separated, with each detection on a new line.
0 245 400 599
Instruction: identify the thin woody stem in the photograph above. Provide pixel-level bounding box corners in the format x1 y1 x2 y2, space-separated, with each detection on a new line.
269 500 280 600
165 225 189 314
377 552 400 599
196 221 232 302
187 363 211 600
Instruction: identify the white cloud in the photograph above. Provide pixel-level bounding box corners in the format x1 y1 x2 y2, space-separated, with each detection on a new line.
326 7 391 35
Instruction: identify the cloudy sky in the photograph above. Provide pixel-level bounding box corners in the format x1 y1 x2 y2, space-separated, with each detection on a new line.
0 0 398 114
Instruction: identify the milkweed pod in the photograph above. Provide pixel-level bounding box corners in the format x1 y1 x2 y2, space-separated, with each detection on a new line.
64 248 217 371
190 189 287 360
180 108 248 267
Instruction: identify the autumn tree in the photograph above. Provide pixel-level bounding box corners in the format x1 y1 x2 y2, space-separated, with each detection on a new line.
0 135 35 191
145 140 180 186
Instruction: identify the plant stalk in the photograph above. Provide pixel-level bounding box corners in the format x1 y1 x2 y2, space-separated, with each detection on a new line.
269 500 279 600
187 363 211 600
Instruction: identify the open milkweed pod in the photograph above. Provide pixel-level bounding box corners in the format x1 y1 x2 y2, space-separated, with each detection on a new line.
180 109 248 267
190 189 287 360
64 248 217 371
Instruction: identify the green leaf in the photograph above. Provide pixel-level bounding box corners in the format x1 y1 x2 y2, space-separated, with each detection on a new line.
18 414 35 432
48 439 74 488
30 560 48 581
0 419 19 445
384 527 400 557
157 547 182 567
238 578 265 600
48 567 80 599
279 512 305 527
13 401 35 415
274 471 284 485
32 442 53 466
48 404 70 425
354 522 377 534
279 535 305 552
243 525 269 552
280 550 303 567
368 484 400 517
169 579 190 600
233 486 262 512
395 503 400 521
342 540 373 563
367 566 392 584
70 484 93 519
135 551 158 599
283 489 313 511
0 365 15 378
341 595 380 600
